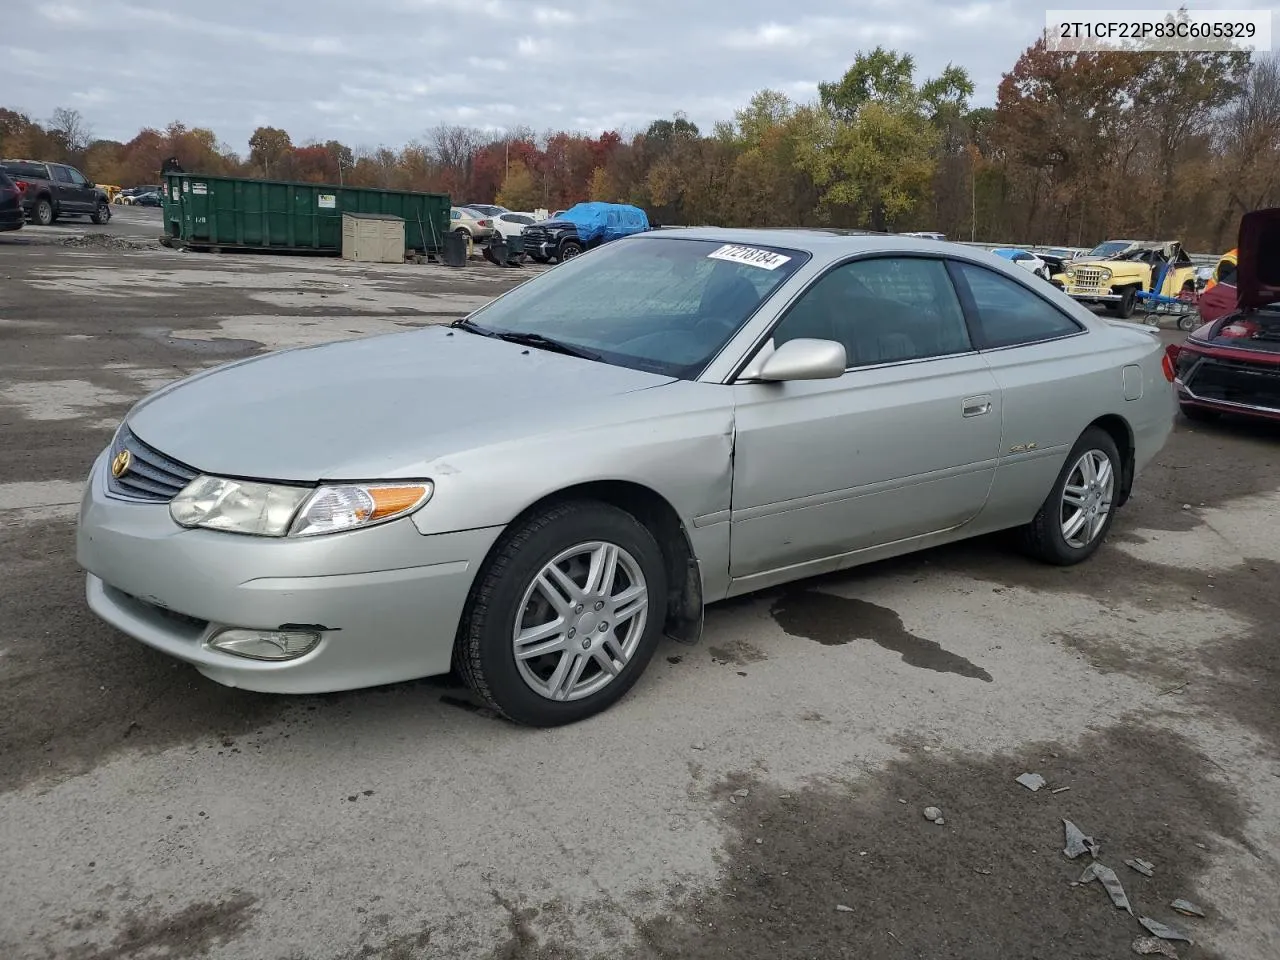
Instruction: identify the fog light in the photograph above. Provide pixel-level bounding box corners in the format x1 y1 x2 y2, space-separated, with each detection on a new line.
207 629 320 661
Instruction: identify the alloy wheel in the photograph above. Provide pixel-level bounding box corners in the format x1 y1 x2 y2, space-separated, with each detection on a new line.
512 541 649 702
1060 449 1114 549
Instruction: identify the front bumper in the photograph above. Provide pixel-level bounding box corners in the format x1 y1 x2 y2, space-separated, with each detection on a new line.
1175 350 1280 421
1064 287 1120 302
76 450 503 693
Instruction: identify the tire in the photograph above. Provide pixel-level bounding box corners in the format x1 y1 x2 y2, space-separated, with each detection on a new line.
1178 313 1199 332
1179 403 1219 423
1020 427 1122 566
33 198 54 226
1112 287 1137 319
556 240 583 263
91 201 111 225
453 227 470 239
455 500 668 726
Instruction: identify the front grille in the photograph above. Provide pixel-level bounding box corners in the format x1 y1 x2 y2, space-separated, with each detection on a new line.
1185 357 1280 412
1072 267 1106 291
106 426 200 503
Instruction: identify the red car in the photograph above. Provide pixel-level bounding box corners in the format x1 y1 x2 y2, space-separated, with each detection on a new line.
1167 208 1280 422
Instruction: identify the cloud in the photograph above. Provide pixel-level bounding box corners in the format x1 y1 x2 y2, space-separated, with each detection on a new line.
4 0 1274 153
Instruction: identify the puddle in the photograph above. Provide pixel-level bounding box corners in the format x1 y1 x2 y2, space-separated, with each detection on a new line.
771 590 993 682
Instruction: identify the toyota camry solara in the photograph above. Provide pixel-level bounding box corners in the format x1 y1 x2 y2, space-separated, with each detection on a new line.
77 230 1175 725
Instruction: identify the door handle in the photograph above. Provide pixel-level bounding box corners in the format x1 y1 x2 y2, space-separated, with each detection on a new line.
962 395 992 417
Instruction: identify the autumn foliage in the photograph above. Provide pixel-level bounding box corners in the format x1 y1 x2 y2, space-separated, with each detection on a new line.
3 43 1277 251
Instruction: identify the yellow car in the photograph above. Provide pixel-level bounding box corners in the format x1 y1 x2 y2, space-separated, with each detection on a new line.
1052 240 1199 318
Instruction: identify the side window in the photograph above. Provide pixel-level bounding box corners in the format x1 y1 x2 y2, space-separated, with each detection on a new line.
450 208 460 220
67 167 88 186
951 261 1083 349
772 257 972 367
52 166 74 184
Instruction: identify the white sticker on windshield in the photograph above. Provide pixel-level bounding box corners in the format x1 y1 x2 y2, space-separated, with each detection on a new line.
707 244 791 270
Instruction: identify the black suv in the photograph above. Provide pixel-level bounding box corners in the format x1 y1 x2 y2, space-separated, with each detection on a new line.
0 159 112 226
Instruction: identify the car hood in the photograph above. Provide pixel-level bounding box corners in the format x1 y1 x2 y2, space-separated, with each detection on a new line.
127 326 676 481
527 219 575 230
1236 207 1280 311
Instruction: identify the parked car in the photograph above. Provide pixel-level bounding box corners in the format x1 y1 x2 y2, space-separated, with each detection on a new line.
489 211 536 240
1 159 112 225
76 229 1174 725
991 247 1050 280
130 191 163 208
463 203 509 218
0 168 24 232
116 185 162 205
1169 208 1279 423
1051 240 1198 318
521 202 650 263
450 206 495 240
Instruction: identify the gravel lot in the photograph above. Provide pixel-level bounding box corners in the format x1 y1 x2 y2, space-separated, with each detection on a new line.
1 229 1278 960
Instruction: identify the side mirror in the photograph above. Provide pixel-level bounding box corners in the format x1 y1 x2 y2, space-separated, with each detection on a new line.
754 338 847 382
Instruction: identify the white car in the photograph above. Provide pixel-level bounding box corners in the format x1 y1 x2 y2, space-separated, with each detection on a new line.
991 247 1049 280
491 212 537 239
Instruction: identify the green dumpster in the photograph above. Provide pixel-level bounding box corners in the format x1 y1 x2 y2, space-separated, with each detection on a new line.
163 173 450 255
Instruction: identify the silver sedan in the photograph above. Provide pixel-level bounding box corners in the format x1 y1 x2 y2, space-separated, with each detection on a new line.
77 230 1175 724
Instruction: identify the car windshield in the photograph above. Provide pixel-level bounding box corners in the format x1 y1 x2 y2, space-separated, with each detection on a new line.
463 236 808 378
1086 241 1132 258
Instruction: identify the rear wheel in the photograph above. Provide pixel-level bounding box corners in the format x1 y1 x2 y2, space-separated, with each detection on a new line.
33 198 54 226
91 201 111 224
1020 427 1121 566
455 500 667 726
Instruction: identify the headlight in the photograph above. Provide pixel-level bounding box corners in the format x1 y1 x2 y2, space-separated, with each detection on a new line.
1066 269 1075 278
170 476 432 537
1099 268 1112 281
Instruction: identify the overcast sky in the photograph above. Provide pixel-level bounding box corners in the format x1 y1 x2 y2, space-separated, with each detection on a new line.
2 0 1275 152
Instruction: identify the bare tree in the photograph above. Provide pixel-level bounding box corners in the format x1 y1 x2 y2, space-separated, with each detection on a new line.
1213 53 1280 240
48 106 91 159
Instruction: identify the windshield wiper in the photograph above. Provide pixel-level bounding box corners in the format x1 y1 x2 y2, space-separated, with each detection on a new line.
494 331 600 361
449 317 496 337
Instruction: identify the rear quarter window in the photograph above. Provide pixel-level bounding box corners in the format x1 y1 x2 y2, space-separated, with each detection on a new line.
950 261 1084 349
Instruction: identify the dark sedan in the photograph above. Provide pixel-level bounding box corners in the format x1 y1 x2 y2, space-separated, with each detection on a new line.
0 169 24 232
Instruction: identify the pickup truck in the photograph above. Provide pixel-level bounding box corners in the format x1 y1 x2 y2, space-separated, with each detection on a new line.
520 202 651 263
0 159 112 226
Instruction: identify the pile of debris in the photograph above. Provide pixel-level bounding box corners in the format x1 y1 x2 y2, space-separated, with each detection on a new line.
1018 770 1210 958
60 233 154 251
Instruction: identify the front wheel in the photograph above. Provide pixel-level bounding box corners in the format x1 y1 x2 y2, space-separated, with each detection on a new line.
1112 287 1137 319
91 201 111 224
556 240 582 263
455 500 668 726
33 198 54 226
1020 427 1121 566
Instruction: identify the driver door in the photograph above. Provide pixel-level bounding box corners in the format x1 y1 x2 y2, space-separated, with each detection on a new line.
729 255 1004 584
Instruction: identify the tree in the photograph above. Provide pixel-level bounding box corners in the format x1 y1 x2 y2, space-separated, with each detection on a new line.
495 161 539 210
48 107 91 160
248 126 293 177
588 166 617 202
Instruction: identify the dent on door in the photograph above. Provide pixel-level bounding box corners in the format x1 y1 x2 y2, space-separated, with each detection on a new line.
727 355 1005 582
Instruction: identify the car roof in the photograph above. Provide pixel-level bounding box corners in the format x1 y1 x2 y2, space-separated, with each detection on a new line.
636 227 973 262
